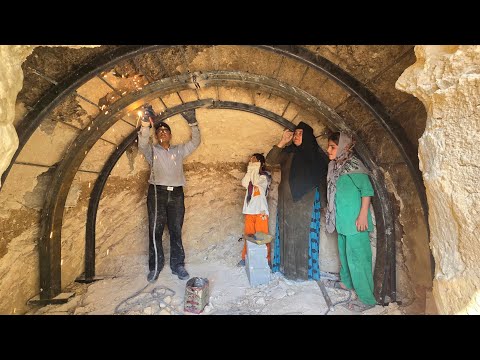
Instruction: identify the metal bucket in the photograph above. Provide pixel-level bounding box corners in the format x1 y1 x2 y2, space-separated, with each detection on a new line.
184 277 209 314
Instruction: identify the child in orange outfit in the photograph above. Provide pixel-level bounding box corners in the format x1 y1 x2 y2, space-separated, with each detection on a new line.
239 153 272 266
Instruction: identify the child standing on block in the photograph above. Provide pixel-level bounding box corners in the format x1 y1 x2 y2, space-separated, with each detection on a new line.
238 153 272 267
326 132 377 312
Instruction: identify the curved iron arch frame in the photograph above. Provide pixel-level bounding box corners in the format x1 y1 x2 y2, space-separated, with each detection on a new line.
3 45 428 223
1 45 159 187
84 100 296 280
85 99 393 305
0 45 423 303
35 71 395 305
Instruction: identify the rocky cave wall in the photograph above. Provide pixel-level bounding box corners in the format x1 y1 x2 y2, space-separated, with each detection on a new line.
397 45 480 314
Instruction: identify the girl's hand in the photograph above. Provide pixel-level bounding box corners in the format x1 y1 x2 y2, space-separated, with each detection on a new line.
355 213 369 232
247 161 260 171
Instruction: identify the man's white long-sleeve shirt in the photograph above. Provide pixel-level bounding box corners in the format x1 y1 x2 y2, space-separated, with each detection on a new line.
137 125 200 186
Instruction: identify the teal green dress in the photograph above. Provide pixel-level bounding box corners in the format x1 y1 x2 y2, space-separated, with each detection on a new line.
335 173 374 235
335 173 377 306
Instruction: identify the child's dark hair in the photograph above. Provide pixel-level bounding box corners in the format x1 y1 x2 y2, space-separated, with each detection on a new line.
253 153 266 171
328 132 340 145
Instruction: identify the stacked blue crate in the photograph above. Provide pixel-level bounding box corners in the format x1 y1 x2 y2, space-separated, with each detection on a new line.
245 240 271 287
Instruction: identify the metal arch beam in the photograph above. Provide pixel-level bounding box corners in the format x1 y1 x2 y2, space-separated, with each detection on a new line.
4 45 427 228
3 46 427 289
1 45 167 187
37 70 192 300
260 45 429 229
83 100 394 303
261 45 431 288
39 71 395 305
0 44 412 303
83 100 295 281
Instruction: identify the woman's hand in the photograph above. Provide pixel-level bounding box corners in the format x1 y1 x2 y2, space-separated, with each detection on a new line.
277 129 293 148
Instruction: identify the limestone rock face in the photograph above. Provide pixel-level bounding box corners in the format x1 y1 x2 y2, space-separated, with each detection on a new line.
0 45 101 313
0 46 35 187
397 45 480 314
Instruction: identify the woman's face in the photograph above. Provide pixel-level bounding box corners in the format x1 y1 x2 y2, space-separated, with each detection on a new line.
293 129 303 146
327 140 338 160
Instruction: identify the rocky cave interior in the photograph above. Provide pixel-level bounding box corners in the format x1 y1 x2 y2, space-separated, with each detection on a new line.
0 45 478 315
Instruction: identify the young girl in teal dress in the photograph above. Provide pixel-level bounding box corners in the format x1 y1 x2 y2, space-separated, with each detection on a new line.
326 132 376 312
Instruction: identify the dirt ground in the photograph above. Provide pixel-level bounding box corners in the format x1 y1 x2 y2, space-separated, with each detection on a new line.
28 236 405 316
